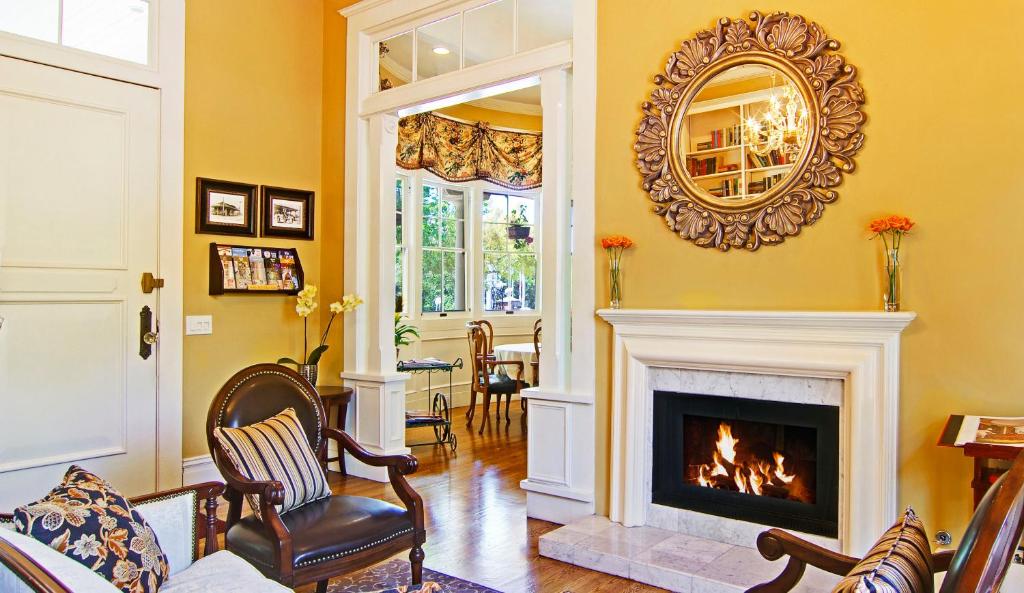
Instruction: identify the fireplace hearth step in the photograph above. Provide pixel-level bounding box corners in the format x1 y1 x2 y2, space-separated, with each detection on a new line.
538 516 840 593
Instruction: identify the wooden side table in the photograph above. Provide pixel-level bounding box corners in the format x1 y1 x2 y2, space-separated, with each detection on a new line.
318 385 353 475
939 415 1023 508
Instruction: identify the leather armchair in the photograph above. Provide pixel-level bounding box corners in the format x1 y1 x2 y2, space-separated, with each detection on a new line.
206 364 426 593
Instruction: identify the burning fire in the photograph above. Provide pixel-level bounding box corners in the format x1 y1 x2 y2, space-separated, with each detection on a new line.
693 422 809 502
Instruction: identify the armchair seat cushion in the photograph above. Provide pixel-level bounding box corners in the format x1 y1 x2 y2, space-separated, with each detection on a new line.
226 495 413 570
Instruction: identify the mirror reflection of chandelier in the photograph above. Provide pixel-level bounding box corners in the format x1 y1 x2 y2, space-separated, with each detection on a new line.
743 76 808 158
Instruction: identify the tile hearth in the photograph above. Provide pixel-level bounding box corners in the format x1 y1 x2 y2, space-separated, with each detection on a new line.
539 516 839 593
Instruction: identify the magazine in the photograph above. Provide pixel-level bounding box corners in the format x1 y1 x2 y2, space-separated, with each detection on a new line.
231 247 252 289
955 416 1024 447
218 246 236 289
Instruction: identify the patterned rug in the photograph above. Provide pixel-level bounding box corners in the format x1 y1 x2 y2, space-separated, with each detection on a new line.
328 559 501 593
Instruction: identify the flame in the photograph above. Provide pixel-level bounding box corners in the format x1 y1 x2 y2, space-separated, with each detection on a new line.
716 423 739 465
689 422 811 504
711 451 728 476
733 467 748 493
698 464 711 487
773 452 795 484
748 466 764 495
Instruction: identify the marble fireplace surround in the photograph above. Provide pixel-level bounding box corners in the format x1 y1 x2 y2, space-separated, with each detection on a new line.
597 309 916 556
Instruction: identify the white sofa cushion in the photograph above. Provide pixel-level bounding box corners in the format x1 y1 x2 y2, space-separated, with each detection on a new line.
159 551 292 593
0 527 119 593
135 491 197 577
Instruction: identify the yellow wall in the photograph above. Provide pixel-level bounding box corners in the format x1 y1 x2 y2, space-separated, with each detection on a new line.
319 1 353 384
595 1 1024 538
183 0 342 459
437 102 543 131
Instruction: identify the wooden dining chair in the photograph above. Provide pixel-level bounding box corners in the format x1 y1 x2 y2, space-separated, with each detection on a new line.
464 320 496 422
746 450 1024 593
466 322 526 433
532 321 540 387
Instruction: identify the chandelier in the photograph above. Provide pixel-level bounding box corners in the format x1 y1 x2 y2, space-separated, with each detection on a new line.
743 77 808 158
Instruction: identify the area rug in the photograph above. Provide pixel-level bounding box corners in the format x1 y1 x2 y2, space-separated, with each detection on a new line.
328 559 501 593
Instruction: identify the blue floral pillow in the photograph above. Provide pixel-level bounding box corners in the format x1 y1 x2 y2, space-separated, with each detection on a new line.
13 466 169 593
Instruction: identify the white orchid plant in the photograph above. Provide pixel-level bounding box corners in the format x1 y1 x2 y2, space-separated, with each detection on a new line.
278 284 363 368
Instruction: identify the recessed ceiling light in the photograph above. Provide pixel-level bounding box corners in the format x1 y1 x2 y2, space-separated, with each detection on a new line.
432 46 451 55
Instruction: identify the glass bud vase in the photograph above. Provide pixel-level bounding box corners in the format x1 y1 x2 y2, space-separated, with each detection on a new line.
298 363 318 386
881 247 903 312
609 258 623 309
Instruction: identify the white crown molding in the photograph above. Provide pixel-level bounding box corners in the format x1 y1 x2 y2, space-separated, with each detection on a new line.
598 308 915 557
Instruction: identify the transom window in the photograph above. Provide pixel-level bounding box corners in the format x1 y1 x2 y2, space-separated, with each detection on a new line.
0 0 152 65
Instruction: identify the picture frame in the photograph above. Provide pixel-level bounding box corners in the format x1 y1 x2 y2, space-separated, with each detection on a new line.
261 186 314 239
196 177 258 236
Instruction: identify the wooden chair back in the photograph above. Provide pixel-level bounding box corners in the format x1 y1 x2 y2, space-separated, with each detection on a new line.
531 324 541 385
475 319 495 355
465 322 488 395
206 363 326 460
938 450 1024 593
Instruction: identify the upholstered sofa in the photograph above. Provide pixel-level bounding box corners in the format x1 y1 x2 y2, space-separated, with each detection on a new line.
0 481 291 593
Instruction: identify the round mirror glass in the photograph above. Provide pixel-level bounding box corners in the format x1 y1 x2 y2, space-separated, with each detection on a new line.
679 64 809 202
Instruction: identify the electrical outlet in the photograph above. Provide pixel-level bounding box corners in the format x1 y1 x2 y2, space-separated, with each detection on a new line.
185 315 213 336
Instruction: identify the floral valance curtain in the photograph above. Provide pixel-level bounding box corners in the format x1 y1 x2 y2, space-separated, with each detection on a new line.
396 112 542 190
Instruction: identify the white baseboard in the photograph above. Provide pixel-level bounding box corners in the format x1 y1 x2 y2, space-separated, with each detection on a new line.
182 454 221 485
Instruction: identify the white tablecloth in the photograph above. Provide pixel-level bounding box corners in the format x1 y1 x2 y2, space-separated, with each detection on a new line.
493 342 536 380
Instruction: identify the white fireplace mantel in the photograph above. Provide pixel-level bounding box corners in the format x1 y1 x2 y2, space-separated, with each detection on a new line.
597 308 916 555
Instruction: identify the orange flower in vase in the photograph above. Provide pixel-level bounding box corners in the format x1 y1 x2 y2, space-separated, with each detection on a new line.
868 215 914 312
601 235 634 309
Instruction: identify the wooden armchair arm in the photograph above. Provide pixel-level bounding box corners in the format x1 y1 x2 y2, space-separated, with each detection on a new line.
131 481 225 558
746 529 861 593
324 427 418 474
483 359 525 384
323 428 426 548
932 549 956 572
210 447 293 580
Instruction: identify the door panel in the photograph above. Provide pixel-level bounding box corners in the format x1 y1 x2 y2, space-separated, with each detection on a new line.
0 56 160 507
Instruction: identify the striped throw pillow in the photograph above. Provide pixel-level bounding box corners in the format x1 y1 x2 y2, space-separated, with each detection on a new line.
214 407 331 519
830 507 934 593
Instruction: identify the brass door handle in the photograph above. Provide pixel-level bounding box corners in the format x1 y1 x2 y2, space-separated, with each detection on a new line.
143 331 159 345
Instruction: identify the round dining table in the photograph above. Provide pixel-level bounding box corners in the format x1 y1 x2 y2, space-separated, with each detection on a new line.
493 342 538 380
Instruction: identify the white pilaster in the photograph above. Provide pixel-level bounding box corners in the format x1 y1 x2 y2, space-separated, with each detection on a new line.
342 113 409 481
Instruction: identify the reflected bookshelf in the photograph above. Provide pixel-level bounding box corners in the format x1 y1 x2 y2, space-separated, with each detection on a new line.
682 90 796 200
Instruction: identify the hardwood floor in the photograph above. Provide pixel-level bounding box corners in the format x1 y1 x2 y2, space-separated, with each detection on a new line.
325 404 665 593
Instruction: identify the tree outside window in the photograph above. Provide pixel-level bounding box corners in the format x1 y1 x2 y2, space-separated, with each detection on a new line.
421 184 467 313
395 176 408 314
482 192 537 312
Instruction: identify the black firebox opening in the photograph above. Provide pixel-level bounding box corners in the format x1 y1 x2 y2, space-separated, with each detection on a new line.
652 391 839 537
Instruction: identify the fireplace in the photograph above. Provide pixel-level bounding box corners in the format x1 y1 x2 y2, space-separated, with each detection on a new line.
652 391 840 537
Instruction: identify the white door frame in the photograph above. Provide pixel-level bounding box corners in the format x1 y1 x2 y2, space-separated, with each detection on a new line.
0 1 185 491
340 0 597 522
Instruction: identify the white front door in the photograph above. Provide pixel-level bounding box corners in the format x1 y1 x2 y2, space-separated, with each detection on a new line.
0 56 161 507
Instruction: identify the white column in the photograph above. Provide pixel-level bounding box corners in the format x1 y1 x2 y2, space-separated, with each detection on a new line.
519 65 596 523
342 113 410 482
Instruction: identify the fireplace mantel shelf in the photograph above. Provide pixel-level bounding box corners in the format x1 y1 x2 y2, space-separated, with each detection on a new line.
598 308 916 332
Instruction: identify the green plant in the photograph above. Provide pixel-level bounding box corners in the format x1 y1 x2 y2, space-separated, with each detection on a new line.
279 286 363 367
394 313 420 348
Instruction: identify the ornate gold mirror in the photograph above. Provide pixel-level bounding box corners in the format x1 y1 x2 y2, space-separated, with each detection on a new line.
634 12 865 250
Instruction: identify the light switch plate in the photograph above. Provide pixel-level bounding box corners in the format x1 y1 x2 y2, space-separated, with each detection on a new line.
185 315 213 335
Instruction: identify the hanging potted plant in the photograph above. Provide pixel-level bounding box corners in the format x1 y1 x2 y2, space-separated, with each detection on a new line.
507 204 532 242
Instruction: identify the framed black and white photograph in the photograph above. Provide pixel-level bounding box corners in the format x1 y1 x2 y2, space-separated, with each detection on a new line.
261 186 314 239
196 177 258 236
